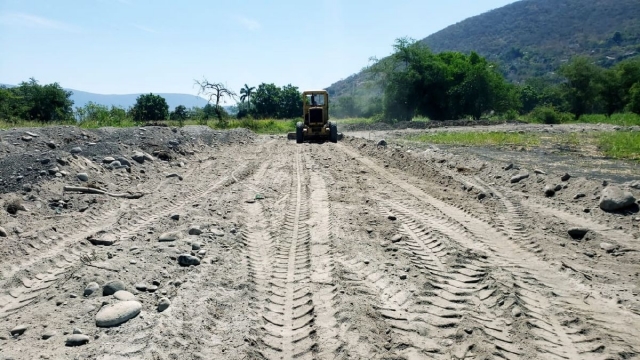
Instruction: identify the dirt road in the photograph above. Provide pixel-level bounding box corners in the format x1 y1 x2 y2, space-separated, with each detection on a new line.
1 128 639 359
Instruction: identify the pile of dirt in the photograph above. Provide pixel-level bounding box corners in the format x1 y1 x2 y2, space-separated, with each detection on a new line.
0 126 254 193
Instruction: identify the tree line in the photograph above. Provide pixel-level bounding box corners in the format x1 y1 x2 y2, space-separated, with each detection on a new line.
331 37 640 122
0 79 307 125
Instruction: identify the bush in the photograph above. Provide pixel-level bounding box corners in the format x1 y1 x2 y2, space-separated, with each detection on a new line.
503 109 520 120
529 106 573 124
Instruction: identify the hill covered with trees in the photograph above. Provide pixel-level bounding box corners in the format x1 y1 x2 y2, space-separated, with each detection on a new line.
327 0 640 102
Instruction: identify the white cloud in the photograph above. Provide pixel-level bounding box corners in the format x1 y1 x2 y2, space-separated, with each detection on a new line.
235 16 261 31
0 12 76 31
132 24 157 34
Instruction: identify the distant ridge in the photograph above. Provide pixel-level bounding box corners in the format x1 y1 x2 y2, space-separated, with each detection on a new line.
326 0 640 98
1 84 210 109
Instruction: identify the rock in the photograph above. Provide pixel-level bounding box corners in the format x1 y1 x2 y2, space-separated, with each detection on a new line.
46 141 56 149
113 290 137 301
40 158 51 165
21 135 33 142
132 152 145 164
48 167 60 175
72 328 82 334
170 214 180 220
0 226 7 237
192 243 201 251
628 181 640 190
70 147 82 154
584 250 596 258
561 173 571 181
88 233 116 246
511 307 522 317
56 158 69 166
399 274 407 280
211 228 224 237
178 254 201 266
568 228 589 240
376 139 387 148
103 280 125 296
103 157 116 163
77 173 89 182
600 242 619 253
188 226 202 236
65 334 90 346
387 215 397 221
134 283 147 291
534 169 546 175
42 330 56 340
245 199 256 203
554 184 562 192
109 160 122 168
544 185 555 197
169 140 180 146
166 173 183 180
95 301 142 327
600 186 636 212
510 173 529 183
157 297 171 312
159 231 181 242
198 250 207 257
117 158 131 167
10 324 28 336
477 193 486 200
574 193 586 199
147 285 158 292
143 153 154 162
84 282 100 296
390 234 403 243
504 163 514 171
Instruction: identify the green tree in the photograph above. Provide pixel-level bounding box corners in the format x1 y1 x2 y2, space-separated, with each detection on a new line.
628 82 640 114
278 84 301 118
239 84 255 111
131 93 169 122
7 78 74 122
252 83 281 118
171 105 188 120
558 57 603 118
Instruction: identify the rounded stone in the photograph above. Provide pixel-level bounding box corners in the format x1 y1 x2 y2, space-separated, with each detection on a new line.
113 290 137 301
178 254 200 266
157 297 171 312
95 301 142 327
103 280 125 296
65 334 90 346
84 282 100 297
10 324 28 336
77 173 89 182
159 231 181 242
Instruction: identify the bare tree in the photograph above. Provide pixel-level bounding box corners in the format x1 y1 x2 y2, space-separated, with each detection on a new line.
194 78 237 122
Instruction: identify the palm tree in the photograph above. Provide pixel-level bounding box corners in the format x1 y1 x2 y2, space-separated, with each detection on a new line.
239 84 255 112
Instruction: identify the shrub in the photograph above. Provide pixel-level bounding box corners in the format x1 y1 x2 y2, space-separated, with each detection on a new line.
529 106 573 124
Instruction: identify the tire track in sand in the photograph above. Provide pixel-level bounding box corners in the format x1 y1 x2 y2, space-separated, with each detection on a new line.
249 148 338 359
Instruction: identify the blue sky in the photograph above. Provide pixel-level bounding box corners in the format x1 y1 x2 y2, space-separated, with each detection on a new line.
0 0 517 104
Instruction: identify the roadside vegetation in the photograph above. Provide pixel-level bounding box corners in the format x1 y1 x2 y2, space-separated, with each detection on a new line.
407 130 640 161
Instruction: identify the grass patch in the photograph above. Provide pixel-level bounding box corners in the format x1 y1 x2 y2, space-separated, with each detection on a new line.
597 132 640 160
574 113 640 126
408 131 541 147
210 119 296 134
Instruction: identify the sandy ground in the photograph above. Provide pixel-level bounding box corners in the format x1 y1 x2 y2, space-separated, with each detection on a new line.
0 125 639 359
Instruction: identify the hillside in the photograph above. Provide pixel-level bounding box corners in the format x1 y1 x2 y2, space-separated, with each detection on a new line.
1 84 209 110
327 0 640 98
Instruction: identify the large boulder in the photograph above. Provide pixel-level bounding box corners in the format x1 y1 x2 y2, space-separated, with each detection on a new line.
599 186 636 212
95 301 142 327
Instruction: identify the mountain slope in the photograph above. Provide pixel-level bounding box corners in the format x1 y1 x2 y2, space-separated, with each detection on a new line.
327 0 640 98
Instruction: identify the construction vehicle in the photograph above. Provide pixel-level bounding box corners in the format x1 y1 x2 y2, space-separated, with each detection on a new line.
288 90 338 143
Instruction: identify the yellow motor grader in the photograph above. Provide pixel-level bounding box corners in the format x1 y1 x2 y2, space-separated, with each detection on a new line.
288 90 339 143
